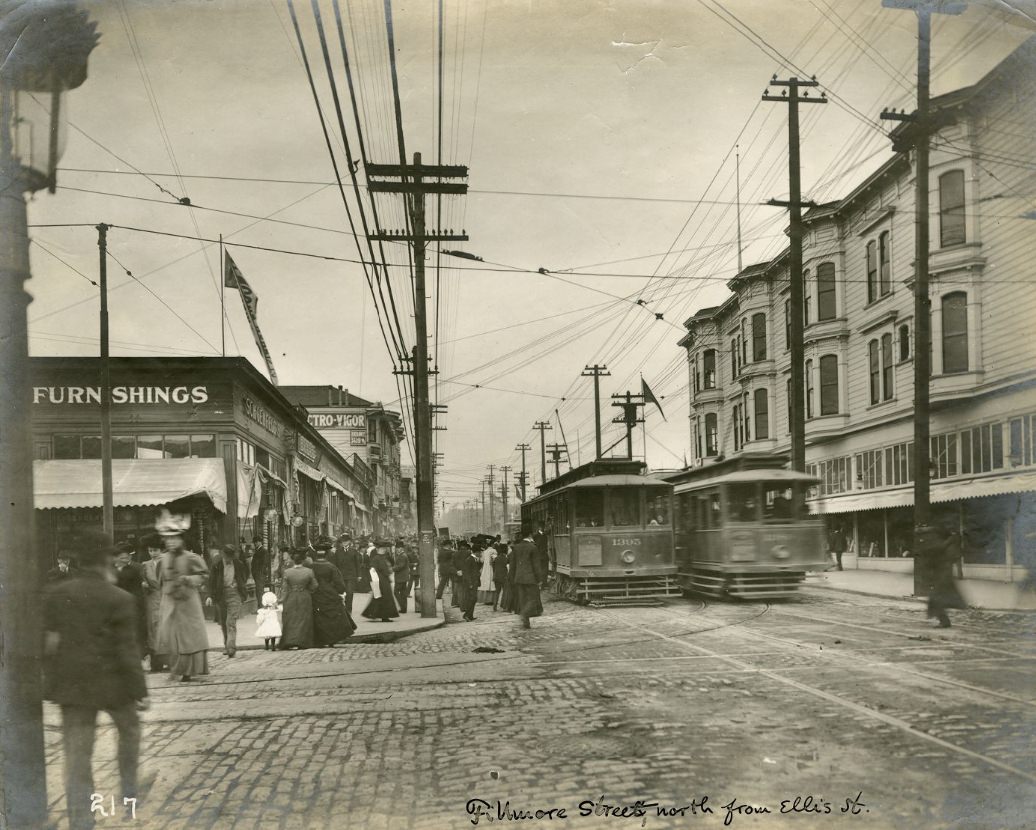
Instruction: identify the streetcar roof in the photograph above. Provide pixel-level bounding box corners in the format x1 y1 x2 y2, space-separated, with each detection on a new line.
566 474 671 489
674 469 819 493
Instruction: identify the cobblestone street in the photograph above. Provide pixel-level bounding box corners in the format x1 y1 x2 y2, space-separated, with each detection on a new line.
44 590 1036 830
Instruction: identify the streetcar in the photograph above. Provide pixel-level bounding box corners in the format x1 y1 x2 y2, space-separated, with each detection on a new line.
666 455 828 598
521 459 680 605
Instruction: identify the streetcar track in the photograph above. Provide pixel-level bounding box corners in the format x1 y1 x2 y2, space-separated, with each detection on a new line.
596 607 1036 786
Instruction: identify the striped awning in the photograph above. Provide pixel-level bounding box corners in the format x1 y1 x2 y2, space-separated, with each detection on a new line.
34 458 228 513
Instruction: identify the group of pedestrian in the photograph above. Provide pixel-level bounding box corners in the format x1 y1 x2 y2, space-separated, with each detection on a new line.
439 525 546 629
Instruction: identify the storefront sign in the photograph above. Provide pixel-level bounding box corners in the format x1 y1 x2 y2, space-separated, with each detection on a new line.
33 385 209 405
296 433 320 464
350 431 367 446
308 412 367 430
243 396 279 435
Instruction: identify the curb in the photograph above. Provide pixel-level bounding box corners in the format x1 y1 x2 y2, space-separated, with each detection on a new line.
204 618 446 652
804 581 925 605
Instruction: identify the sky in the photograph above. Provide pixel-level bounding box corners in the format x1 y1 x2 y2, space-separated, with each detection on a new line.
24 0 1033 512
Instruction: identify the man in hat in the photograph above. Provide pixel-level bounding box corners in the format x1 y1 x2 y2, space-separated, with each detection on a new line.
46 550 76 583
512 527 543 629
206 544 250 657
332 534 363 616
44 529 149 830
114 541 148 660
459 542 483 622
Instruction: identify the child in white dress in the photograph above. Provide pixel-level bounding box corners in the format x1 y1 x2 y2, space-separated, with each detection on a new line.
255 586 282 650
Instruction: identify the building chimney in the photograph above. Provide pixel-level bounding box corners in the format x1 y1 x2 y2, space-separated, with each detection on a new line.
338 384 344 405
327 387 332 407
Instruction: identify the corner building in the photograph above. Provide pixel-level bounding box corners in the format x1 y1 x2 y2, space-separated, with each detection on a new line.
680 38 1036 583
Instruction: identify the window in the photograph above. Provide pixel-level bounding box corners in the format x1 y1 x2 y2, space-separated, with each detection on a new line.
881 333 894 400
728 484 758 522
763 485 799 520
190 434 217 458
754 388 769 440
703 349 716 389
868 340 880 405
164 435 191 459
730 339 737 380
368 418 378 444
817 263 836 321
694 419 703 460
137 435 164 459
819 354 839 415
898 324 910 362
942 292 969 374
80 436 101 459
939 170 966 247
704 413 718 457
866 240 877 304
805 360 814 419
112 436 136 459
784 299 791 348
752 313 767 361
740 320 748 367
54 435 81 459
930 434 958 479
879 231 891 296
786 378 792 433
575 491 604 528
647 491 670 526
733 403 742 451
609 489 640 527
692 354 700 394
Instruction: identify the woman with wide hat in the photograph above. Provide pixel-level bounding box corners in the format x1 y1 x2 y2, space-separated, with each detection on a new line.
310 536 356 646
154 509 209 682
361 538 399 622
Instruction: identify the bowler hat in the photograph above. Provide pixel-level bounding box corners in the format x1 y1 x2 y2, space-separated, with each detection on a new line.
314 536 334 552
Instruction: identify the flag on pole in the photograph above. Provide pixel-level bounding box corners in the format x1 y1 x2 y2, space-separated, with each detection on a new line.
224 252 279 384
641 377 666 421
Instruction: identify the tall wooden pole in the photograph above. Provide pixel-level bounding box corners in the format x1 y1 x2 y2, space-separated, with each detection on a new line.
515 443 530 501
98 223 114 539
582 364 610 460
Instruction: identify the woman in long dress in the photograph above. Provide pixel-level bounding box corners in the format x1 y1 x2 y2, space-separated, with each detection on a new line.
154 512 209 682
310 540 356 646
477 543 496 605
279 550 318 649
141 534 167 672
362 541 399 622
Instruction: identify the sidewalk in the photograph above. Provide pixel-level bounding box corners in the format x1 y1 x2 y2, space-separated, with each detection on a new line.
206 590 445 650
804 567 1036 611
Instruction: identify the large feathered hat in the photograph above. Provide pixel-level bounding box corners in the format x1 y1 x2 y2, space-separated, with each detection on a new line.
155 508 191 536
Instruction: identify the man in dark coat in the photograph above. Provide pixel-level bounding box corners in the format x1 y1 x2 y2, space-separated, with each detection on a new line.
918 524 966 628
532 523 550 587
829 527 847 571
435 543 454 600
512 528 543 629
250 542 270 592
45 530 149 830
47 550 76 583
333 535 363 616
114 541 148 659
392 544 412 613
459 544 483 621
206 544 250 657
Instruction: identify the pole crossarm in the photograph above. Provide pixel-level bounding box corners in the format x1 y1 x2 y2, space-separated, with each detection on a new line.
370 231 469 241
367 162 469 178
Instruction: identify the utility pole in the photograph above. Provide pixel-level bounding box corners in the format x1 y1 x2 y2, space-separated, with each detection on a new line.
500 466 511 528
96 224 114 539
763 76 826 472
487 464 496 532
533 421 552 488
368 153 468 618
480 481 486 529
582 364 611 459
547 443 567 480
611 391 644 460
515 443 530 501
880 0 964 594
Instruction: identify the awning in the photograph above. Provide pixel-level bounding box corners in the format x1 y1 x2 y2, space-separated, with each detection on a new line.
809 470 1036 515
34 458 227 513
293 457 325 484
353 501 370 514
324 476 357 501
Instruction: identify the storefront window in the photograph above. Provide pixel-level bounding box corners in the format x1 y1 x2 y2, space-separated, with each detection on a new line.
112 436 136 459
191 434 217 458
1011 494 1036 577
54 435 81 459
857 511 885 557
81 436 101 459
886 507 914 558
609 489 640 526
962 499 1008 565
164 435 191 459
727 484 758 522
646 491 670 526
137 435 164 459
575 491 604 528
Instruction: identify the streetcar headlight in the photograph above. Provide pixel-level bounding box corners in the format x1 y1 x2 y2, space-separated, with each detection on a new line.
621 549 636 564
772 545 791 560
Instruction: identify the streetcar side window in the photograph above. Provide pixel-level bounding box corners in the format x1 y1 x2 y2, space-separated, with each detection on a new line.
763 485 798 521
575 491 604 528
647 490 670 526
728 484 759 522
677 493 695 531
609 488 640 527
707 493 721 528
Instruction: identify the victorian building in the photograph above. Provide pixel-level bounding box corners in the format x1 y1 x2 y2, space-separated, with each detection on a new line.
680 38 1036 582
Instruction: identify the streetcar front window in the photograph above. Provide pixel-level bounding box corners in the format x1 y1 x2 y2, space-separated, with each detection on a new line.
575 491 604 528
647 491 670 526
763 485 799 521
728 484 759 522
609 488 640 527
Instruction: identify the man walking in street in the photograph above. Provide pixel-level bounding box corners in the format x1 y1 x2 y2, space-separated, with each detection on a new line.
333 534 363 616
392 541 413 613
44 529 150 829
513 527 543 629
829 526 847 572
206 544 249 657
435 541 454 601
460 542 482 621
533 522 550 587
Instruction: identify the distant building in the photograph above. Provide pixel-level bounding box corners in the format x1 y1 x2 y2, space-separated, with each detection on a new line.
30 357 372 560
278 385 406 535
679 38 1036 583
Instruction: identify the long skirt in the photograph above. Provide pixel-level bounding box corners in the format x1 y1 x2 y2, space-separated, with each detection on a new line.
362 574 399 620
158 590 209 678
516 583 543 619
499 578 517 613
280 590 315 649
313 588 356 645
